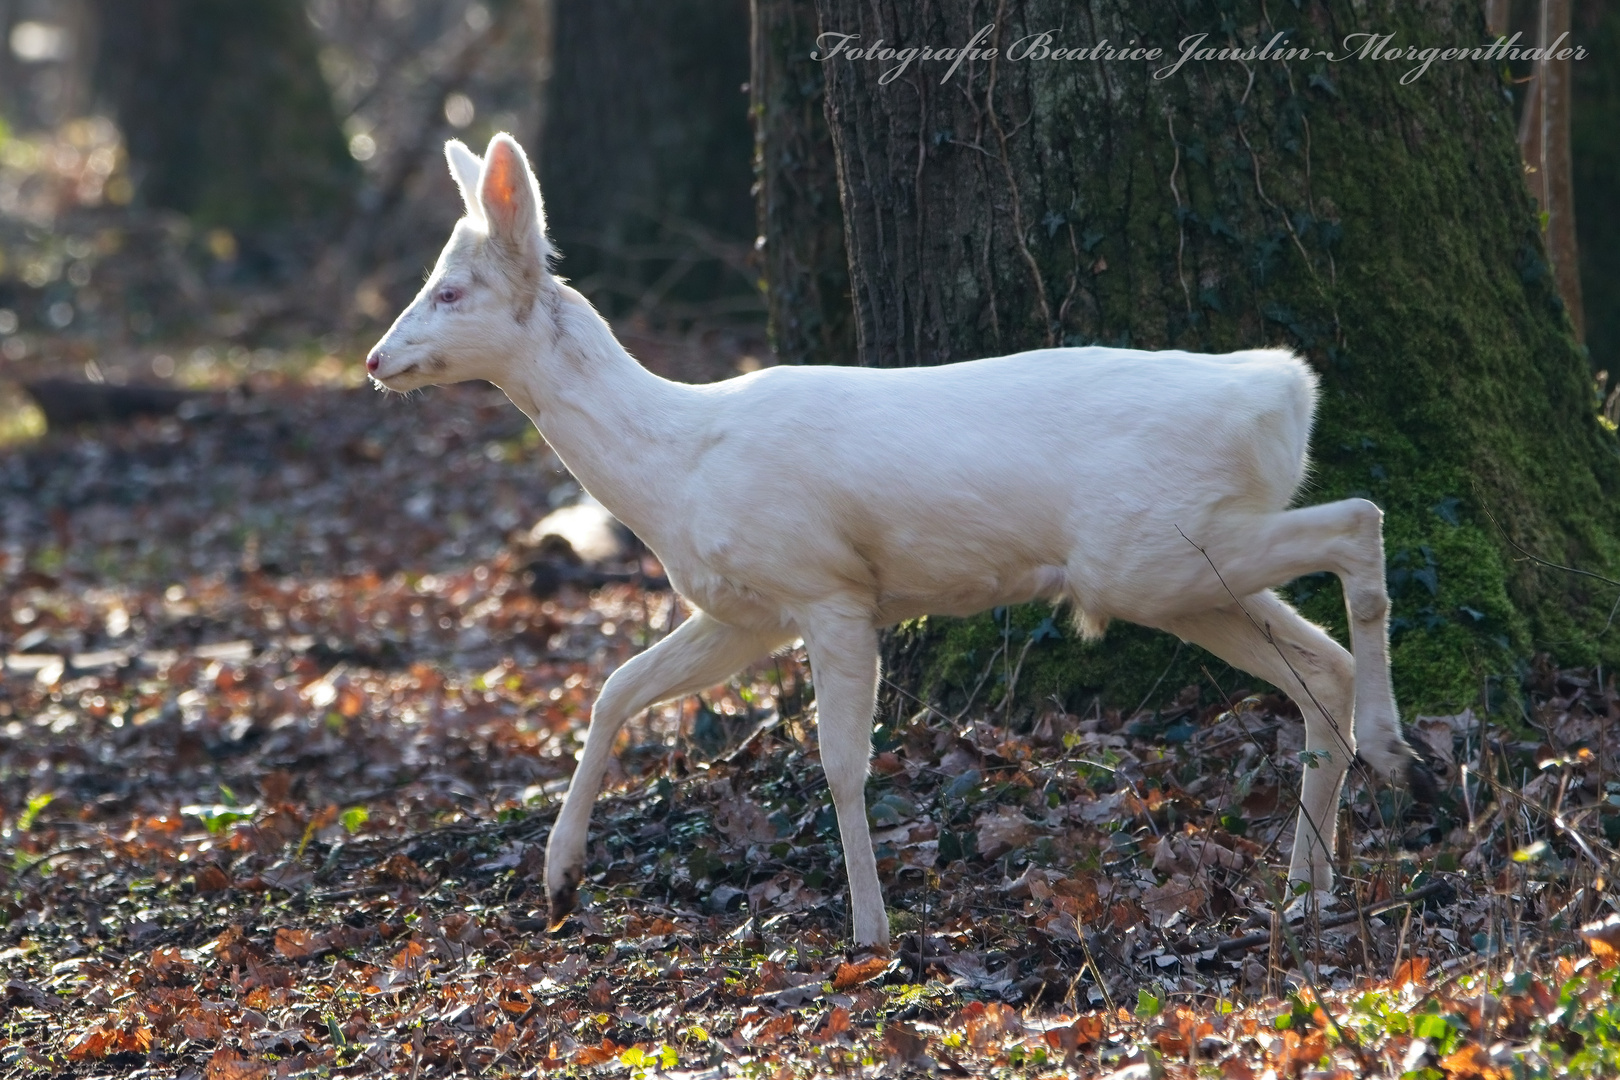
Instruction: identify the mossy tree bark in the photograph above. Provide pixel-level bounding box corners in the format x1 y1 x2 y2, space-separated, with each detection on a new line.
92 0 356 233
750 0 857 365
800 0 1620 712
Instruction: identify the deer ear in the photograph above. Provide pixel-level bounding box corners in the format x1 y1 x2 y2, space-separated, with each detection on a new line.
478 133 547 261
445 140 484 221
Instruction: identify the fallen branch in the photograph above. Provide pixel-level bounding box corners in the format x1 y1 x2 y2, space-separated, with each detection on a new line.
23 379 202 428
1208 879 1454 956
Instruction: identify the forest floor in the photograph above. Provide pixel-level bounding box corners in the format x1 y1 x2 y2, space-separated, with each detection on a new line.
2 350 1620 1079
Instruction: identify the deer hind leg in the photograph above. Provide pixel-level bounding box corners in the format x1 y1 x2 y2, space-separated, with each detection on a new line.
1158 591 1355 890
546 611 791 924
1190 499 1420 790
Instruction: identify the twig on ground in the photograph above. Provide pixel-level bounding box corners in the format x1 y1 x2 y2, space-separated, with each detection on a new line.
1209 879 1452 956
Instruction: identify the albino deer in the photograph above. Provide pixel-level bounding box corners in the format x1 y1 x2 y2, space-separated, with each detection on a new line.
367 134 1428 948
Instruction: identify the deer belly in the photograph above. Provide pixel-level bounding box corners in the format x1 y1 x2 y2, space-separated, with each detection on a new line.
876 564 1069 623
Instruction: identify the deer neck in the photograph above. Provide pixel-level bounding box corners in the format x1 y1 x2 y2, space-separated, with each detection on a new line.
494 285 697 540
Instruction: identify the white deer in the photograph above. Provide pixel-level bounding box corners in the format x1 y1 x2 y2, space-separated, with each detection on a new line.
367 134 1428 947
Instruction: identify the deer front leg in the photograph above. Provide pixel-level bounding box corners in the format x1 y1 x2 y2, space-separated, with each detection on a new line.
546 611 788 925
801 610 887 947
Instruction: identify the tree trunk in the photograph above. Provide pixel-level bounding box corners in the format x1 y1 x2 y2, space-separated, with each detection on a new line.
802 0 1620 711
539 0 757 326
92 0 356 233
1518 0 1585 340
1573 0 1620 403
750 0 856 365
1486 0 1512 35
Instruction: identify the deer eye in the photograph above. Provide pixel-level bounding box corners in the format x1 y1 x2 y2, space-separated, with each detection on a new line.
434 285 463 305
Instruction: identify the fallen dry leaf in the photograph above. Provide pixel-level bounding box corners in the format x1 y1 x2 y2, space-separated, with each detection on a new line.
1582 913 1620 968
882 1020 929 1064
975 805 1034 858
831 954 890 990
194 865 233 893
816 1005 853 1042
274 927 322 960
1440 1044 1511 1080
570 1038 622 1066
1392 956 1430 987
207 1048 270 1080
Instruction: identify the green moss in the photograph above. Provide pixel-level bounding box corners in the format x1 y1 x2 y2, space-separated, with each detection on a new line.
891 609 1211 717
876 1 1620 716
1284 17 1620 701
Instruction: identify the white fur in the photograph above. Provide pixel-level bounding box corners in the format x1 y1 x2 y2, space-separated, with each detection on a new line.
445 140 485 224
368 134 1418 947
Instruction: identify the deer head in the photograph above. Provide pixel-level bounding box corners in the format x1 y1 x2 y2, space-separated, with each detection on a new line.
366 134 556 392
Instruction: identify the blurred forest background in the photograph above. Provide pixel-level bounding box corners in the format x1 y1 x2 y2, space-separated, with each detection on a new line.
0 0 760 438
0 0 1611 427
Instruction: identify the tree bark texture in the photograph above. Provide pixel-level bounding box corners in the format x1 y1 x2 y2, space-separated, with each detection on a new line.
805 0 1620 710
751 0 856 365
1573 0 1620 401
1517 0 1584 340
92 0 356 232
539 0 756 324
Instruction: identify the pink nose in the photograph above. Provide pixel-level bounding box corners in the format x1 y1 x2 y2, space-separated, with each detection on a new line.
366 348 384 374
